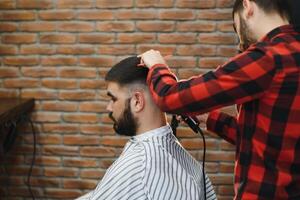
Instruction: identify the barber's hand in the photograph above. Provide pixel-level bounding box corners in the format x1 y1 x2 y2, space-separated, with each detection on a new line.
140 49 167 69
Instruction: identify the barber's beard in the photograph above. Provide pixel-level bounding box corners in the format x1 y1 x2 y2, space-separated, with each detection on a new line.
239 17 257 52
108 99 138 137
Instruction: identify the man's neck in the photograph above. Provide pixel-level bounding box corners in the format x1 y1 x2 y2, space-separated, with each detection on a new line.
136 112 167 135
255 13 289 40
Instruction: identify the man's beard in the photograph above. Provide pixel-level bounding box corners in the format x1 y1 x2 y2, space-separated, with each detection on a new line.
239 16 257 52
108 98 138 136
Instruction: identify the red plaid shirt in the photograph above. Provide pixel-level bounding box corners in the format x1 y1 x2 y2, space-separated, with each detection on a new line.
147 25 300 199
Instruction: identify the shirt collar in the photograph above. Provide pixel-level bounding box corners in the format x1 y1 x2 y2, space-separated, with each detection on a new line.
261 24 296 42
131 124 172 142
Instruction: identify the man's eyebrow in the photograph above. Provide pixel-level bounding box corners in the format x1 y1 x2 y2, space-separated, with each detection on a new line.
107 91 116 98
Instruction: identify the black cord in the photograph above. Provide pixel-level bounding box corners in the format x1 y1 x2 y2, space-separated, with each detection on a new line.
195 125 207 200
27 118 36 200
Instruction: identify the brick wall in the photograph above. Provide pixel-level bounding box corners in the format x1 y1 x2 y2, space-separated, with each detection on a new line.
0 0 237 199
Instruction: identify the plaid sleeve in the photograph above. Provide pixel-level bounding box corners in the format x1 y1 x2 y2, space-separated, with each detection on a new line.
146 46 276 116
206 110 238 145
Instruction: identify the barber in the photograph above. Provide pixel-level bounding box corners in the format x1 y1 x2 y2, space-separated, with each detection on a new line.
140 0 300 199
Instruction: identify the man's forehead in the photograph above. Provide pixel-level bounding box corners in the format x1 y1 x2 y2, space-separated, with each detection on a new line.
106 82 127 96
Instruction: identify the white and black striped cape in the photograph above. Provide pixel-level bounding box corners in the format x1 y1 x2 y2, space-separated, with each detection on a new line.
77 125 217 200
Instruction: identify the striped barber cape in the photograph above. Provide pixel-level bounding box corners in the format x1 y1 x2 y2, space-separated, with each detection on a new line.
76 125 217 200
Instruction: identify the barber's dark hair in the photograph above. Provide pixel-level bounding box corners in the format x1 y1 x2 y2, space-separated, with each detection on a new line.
233 0 291 21
105 56 149 85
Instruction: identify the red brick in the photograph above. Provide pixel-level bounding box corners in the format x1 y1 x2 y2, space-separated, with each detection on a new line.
80 124 114 135
96 0 133 8
56 45 95 55
63 179 97 189
116 10 157 20
7 187 43 197
198 10 232 20
7 166 42 176
2 34 37 44
59 91 96 101
100 137 128 147
17 0 53 9
218 46 238 57
80 147 116 157
0 90 19 98
97 21 134 32
159 33 196 44
42 146 79 156
78 34 114 44
199 57 226 68
218 185 234 195
44 167 78 177
57 0 94 8
166 57 197 68
99 159 115 168
62 113 98 123
136 0 173 7
210 174 234 185
63 158 97 167
198 33 237 45
118 33 156 43
219 163 234 173
206 151 235 162
19 22 56 32
220 140 235 150
177 68 204 79
41 56 77 66
137 44 176 55
40 34 76 44
3 79 39 88
180 138 218 150
57 22 94 32
79 102 107 112
3 57 39 66
42 102 78 112
0 67 19 78
0 11 35 20
0 45 17 55
20 45 55 55
60 68 96 78
176 0 216 8
137 21 174 32
21 67 57 77
98 45 135 55
36 134 62 145
218 21 235 32
42 79 77 89
159 10 195 20
0 0 15 9
32 112 61 123
29 178 60 187
39 10 75 20
80 169 105 179
21 90 58 100
27 156 61 166
217 0 235 7
78 10 113 20
63 135 99 145
43 123 79 133
177 22 216 32
0 23 17 32
177 45 216 56
45 189 81 199
79 80 106 89
79 57 114 67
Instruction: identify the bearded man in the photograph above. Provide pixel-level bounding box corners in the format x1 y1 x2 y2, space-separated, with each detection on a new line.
76 56 217 200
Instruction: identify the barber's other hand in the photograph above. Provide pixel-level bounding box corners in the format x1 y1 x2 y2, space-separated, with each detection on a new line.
140 49 167 69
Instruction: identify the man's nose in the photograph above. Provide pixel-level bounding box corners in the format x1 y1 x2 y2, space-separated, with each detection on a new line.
106 101 113 112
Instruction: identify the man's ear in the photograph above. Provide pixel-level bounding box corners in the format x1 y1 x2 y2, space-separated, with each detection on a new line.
131 91 145 113
243 0 254 19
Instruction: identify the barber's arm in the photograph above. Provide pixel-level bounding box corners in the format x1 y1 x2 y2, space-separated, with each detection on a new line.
141 47 275 116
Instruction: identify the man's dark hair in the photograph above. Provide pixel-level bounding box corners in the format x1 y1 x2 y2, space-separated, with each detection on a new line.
105 56 149 86
233 0 291 21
